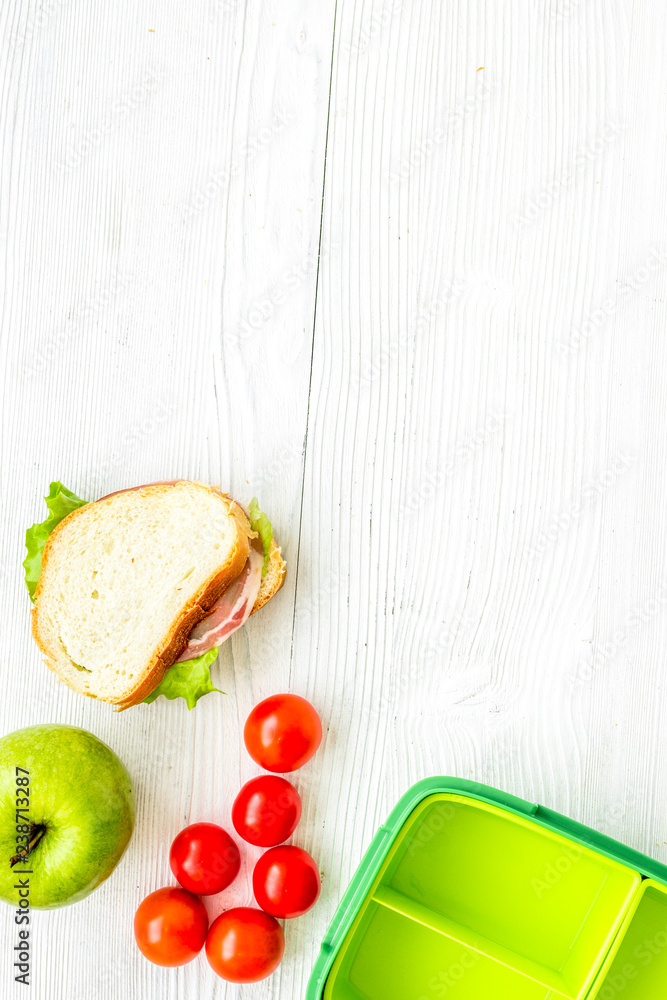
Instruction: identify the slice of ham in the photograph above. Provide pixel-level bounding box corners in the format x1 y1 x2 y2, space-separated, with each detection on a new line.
176 538 264 661
96 481 262 660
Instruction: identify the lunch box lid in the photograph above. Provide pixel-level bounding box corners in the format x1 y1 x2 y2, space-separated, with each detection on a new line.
306 777 667 1000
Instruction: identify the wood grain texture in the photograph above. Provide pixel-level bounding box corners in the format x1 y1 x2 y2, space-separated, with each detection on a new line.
2 0 667 997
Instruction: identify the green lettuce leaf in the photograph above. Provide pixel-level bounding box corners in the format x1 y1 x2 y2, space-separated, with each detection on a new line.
142 646 223 710
24 482 89 601
249 497 273 576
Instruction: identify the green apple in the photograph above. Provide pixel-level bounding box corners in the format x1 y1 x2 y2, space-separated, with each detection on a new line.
0 724 135 909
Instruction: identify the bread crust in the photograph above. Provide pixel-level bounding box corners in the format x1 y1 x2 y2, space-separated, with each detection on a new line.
250 538 287 614
32 483 251 709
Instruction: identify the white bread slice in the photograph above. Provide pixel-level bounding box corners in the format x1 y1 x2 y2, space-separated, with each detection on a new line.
32 482 253 706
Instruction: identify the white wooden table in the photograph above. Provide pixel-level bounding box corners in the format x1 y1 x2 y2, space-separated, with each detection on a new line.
2 1 667 996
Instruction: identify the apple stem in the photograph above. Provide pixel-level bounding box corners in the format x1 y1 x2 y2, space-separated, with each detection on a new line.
9 824 46 868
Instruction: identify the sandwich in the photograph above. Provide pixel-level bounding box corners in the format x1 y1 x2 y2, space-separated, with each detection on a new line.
23 481 286 710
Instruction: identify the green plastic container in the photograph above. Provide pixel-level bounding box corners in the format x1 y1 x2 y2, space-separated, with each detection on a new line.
307 778 667 1000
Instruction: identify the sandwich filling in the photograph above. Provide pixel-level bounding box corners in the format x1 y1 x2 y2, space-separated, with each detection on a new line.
176 537 264 661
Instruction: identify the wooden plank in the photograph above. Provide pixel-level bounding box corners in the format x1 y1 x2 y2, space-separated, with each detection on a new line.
0 0 335 997
293 0 667 992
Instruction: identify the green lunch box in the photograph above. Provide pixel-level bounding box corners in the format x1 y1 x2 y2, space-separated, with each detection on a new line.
306 777 667 1000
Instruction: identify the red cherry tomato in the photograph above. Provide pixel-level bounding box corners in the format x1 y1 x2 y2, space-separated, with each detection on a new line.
253 845 321 918
205 907 284 983
244 693 322 772
134 887 208 967
232 775 301 847
169 822 240 896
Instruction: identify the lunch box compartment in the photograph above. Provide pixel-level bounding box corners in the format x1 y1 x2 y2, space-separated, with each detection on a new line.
589 880 667 999
326 901 559 1000
384 795 639 995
